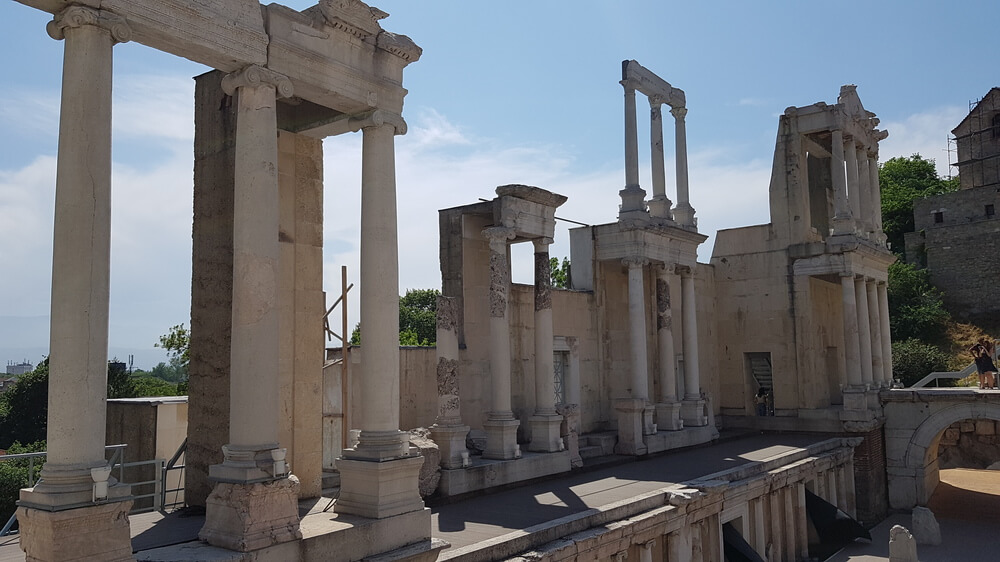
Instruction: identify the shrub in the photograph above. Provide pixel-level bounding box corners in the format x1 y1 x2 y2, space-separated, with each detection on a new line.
892 339 951 387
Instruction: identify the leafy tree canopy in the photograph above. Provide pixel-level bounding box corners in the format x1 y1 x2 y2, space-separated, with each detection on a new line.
887 261 950 343
550 257 571 289
350 288 440 347
879 154 958 256
891 339 950 388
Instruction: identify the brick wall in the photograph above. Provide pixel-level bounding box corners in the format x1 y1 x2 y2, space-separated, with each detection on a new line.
852 426 888 526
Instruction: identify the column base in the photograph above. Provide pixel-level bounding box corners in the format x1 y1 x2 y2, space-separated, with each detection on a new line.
345 429 412 461
672 203 696 228
647 195 674 222
614 398 648 456
199 474 302 552
208 443 289 483
429 424 470 469
681 398 708 427
556 403 583 468
483 416 521 460
18 501 133 562
642 405 657 435
527 414 564 452
655 401 684 431
20 468 131 511
335 453 425 519
842 387 868 411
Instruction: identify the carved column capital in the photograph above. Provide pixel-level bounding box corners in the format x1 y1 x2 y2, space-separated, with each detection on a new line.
351 109 408 135
613 550 628 562
622 256 649 269
482 226 515 253
221 65 294 99
47 5 131 44
669 106 688 121
658 262 676 276
676 264 693 278
649 95 666 109
532 237 554 250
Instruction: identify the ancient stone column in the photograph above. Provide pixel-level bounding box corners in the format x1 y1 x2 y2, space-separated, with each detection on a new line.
619 82 647 220
615 257 652 455
857 145 872 234
783 486 796 558
831 129 853 234
671 106 696 227
647 97 672 220
878 281 894 385
845 138 862 229
854 276 874 388
18 9 134 561
529 238 563 452
337 115 424 519
841 273 863 390
680 266 707 426
668 528 692 562
867 280 884 387
656 265 683 430
430 295 470 469
869 153 885 237
200 65 302 550
482 226 520 460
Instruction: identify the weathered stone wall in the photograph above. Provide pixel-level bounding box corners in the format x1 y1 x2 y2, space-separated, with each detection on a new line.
937 419 1000 469
905 187 1000 324
852 426 888 526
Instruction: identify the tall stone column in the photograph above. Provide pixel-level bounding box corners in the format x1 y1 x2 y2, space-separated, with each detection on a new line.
647 97 672 220
619 82 647 221
529 238 563 452
841 273 862 390
867 280 884 387
854 276 874 388
337 117 424 519
869 152 887 246
18 8 134 561
668 528 692 562
856 145 872 235
878 281 893 386
639 539 656 562
615 257 652 455
831 129 853 234
671 106 696 227
430 296 469 468
655 265 683 430
679 266 707 426
845 138 861 229
199 65 302 551
482 226 520 460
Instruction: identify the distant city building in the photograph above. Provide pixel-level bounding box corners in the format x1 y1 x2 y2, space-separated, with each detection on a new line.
5 360 33 376
904 87 1000 325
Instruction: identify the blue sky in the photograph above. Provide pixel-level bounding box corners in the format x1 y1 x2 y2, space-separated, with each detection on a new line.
1 0 994 368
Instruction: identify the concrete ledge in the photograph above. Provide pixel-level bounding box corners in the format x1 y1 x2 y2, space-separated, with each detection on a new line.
438 451 571 497
644 425 718 454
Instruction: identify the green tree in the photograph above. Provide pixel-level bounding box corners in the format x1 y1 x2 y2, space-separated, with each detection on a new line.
130 376 181 397
891 339 950 387
549 257 571 289
887 261 950 343
350 288 440 346
0 440 46 528
879 154 958 257
0 361 49 449
155 323 190 381
107 358 133 399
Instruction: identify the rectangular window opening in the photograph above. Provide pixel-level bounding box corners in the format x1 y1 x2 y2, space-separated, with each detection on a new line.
933 211 944 223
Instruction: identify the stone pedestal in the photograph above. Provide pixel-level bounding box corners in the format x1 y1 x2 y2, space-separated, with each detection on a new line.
528 415 564 452
681 399 708 427
642 406 657 435
199 476 302 552
483 417 520 460
656 401 684 431
429 424 471 470
335 454 425 519
842 388 868 411
614 398 648 455
557 403 583 468
18 501 133 562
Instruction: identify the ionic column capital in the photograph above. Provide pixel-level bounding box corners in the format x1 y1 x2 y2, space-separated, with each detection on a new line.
222 65 294 99
620 79 639 93
622 256 649 269
676 264 694 278
482 226 515 253
670 106 688 121
47 5 131 44
658 262 676 276
532 237 554 250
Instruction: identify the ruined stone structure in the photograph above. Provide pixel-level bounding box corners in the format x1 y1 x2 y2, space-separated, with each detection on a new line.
903 87 1000 325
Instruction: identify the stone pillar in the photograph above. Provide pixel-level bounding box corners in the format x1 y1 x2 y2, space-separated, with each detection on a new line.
680 266 706 426
616 257 652 455
841 273 863 390
831 129 853 234
18 8 134 560
336 118 424 519
855 276 874 388
783 486 796 558
529 238 563 452
668 528 692 562
430 296 470 469
867 280 884 387
647 98 672 220
557 338 583 467
199 65 302 551
796 482 809 559
619 82 647 220
671 106 696 227
869 152 886 243
845 138 861 229
878 282 894 385
655 265 683 430
639 539 656 562
856 145 872 235
482 226 520 460
752 497 766 556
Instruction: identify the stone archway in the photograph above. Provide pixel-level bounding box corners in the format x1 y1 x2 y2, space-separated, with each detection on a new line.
889 402 1000 509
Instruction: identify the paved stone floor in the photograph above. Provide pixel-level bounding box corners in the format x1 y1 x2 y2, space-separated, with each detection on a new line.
2 438 997 561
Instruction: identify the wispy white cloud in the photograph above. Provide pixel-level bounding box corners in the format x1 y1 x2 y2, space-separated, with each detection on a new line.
879 106 966 177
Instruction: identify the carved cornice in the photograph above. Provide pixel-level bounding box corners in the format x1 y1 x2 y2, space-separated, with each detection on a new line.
221 65 294 99
377 31 422 62
318 0 386 40
47 5 131 44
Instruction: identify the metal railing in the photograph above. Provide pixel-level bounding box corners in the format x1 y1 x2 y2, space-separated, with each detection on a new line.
911 362 978 388
160 437 186 512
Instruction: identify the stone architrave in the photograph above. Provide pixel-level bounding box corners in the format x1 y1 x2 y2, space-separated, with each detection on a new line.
429 295 470 469
529 238 563 452
655 264 683 430
482 226 520 460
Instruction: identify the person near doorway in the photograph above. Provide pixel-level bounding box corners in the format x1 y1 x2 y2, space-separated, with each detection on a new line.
754 387 769 416
970 342 997 390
